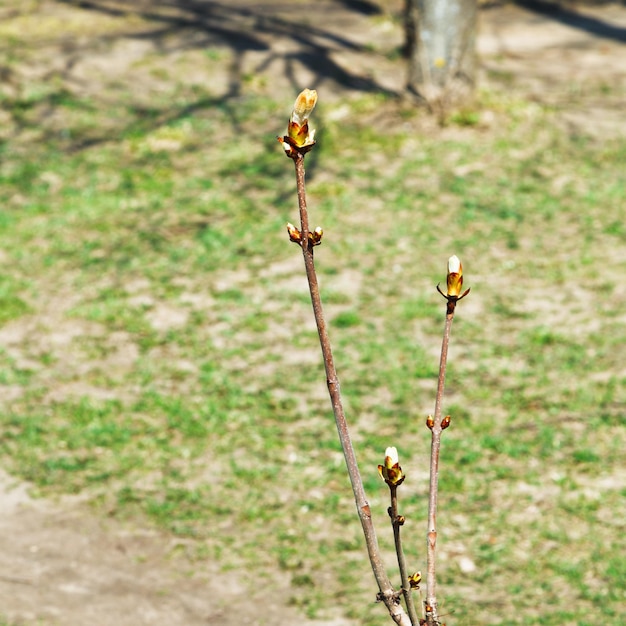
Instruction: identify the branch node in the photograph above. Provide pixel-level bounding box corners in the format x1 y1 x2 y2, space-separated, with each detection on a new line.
376 590 403 604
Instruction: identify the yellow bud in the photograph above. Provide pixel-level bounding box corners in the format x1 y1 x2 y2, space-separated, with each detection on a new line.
408 571 422 588
309 226 323 246
286 222 301 244
377 446 405 486
287 119 312 147
284 89 318 149
446 255 463 297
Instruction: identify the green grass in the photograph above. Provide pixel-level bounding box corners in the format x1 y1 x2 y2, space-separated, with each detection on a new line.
0 9 625 625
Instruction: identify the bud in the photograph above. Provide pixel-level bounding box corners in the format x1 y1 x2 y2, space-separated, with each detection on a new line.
291 88 317 126
286 89 317 149
441 415 451 430
286 222 302 244
377 446 405 486
408 571 422 589
446 255 463 298
309 226 323 246
426 415 435 430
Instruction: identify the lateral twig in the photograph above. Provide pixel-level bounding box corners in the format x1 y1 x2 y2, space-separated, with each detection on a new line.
425 265 469 625
424 309 454 625
389 484 420 625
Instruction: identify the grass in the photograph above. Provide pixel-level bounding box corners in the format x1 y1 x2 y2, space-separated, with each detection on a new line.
1 3 625 625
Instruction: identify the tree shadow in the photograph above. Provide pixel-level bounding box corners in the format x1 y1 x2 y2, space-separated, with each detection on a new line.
0 0 396 152
514 0 626 43
61 0 395 96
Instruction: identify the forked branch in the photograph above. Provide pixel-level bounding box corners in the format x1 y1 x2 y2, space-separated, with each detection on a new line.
279 90 469 626
279 90 411 626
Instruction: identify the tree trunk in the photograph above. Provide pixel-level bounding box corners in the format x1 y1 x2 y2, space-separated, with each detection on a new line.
405 0 478 114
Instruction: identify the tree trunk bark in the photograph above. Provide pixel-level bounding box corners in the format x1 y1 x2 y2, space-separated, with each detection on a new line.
405 0 478 114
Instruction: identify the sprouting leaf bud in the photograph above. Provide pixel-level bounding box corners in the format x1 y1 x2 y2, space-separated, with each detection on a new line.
286 222 302 244
409 571 422 588
377 446 405 487
292 88 318 125
285 88 318 149
309 226 323 246
446 255 463 298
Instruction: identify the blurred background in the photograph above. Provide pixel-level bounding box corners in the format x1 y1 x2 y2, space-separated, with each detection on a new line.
0 1 624 625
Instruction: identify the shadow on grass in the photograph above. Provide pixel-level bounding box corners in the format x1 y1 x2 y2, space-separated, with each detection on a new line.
0 0 398 153
58 0 394 95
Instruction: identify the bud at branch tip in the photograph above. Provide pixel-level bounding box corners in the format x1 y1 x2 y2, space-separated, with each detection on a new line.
437 254 470 302
278 89 318 156
378 446 405 487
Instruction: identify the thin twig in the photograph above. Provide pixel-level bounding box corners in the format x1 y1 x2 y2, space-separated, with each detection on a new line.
292 152 411 626
390 485 420 625
424 304 456 625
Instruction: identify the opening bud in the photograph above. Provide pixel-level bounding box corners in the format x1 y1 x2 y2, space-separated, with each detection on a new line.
285 88 317 149
286 222 302 244
309 226 323 246
446 255 463 297
292 88 318 126
377 446 405 486
408 571 422 589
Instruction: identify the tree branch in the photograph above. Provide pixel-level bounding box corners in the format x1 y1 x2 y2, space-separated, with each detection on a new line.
292 152 411 626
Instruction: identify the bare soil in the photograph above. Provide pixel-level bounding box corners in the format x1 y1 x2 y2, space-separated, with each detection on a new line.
0 470 352 626
0 1 624 625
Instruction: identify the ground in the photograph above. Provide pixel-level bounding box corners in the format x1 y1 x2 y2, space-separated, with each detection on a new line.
0 1 624 625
